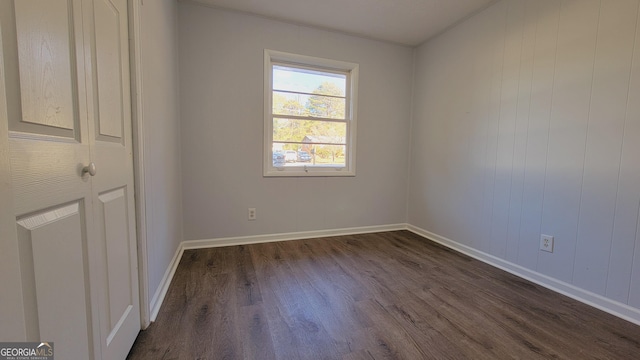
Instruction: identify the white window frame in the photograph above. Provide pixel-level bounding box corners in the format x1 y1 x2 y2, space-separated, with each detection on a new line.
264 49 358 177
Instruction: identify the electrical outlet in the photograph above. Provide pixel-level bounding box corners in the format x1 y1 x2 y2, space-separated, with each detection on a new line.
248 208 256 221
540 234 554 253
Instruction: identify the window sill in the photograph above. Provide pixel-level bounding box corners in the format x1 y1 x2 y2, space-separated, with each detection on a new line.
263 168 355 177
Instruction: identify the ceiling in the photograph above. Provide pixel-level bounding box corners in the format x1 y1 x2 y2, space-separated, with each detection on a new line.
180 0 497 46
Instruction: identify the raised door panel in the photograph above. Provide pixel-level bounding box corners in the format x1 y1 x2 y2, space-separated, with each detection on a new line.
94 0 123 140
10 0 79 138
98 188 133 336
16 203 93 360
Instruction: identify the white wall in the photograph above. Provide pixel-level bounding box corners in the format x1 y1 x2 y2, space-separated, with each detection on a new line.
409 0 640 311
178 4 413 240
138 0 183 310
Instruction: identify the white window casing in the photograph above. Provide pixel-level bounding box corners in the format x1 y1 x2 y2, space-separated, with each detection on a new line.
264 49 359 177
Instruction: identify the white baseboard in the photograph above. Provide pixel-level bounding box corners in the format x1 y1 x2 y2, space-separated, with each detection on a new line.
147 222 640 327
149 244 184 322
181 223 407 250
406 224 640 326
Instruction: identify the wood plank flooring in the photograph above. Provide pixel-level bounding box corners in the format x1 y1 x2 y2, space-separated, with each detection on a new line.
127 231 640 359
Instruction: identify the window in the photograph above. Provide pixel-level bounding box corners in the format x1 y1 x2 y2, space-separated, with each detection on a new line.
264 50 358 176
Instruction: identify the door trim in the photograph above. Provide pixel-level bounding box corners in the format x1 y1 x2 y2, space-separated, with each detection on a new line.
127 0 151 329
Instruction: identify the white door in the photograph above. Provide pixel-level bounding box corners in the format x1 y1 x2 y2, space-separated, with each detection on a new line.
83 0 141 358
0 0 140 359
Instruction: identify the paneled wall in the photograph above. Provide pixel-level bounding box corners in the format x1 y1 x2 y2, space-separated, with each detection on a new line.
178 4 413 240
409 0 640 309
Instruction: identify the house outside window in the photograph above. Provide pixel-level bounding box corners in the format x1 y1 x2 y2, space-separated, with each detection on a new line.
264 50 358 177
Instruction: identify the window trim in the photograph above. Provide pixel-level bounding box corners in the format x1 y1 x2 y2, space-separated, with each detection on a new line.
264 49 358 177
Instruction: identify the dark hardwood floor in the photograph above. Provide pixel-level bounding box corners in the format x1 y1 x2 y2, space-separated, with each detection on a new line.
127 231 640 359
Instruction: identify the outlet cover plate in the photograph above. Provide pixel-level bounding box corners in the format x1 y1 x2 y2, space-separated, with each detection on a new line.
540 234 554 253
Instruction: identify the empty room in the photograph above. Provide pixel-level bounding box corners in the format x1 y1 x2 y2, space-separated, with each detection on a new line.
1 0 640 359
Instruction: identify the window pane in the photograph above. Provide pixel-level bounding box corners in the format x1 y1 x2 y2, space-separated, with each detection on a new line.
271 149 287 167
272 118 346 144
272 91 309 117
273 91 345 119
273 65 346 96
273 143 346 167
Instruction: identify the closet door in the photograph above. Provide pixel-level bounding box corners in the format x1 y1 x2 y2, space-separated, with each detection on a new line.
83 0 141 358
0 0 140 359
1 0 99 358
